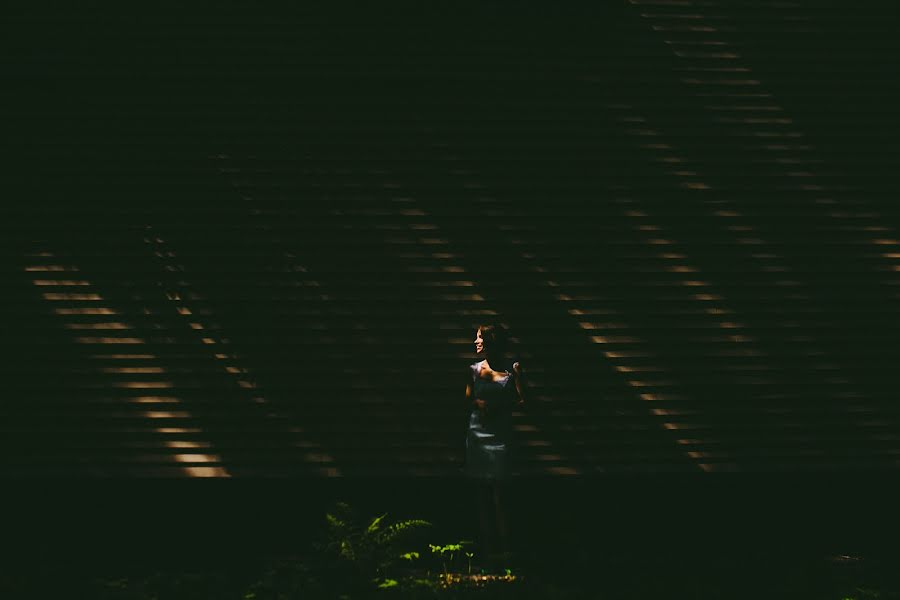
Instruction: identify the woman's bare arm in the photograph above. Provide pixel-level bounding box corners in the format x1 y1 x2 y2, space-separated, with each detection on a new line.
512 362 526 407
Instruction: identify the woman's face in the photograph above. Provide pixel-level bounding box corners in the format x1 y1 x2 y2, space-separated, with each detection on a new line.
474 328 485 354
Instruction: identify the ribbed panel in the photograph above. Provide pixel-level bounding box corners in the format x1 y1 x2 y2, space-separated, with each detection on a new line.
6 3 900 475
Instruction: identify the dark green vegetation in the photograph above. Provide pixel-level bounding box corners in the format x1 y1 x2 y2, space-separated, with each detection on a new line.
2 501 899 599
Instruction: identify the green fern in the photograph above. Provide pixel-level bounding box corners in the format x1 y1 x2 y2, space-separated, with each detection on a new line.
375 519 432 547
319 502 432 591
366 513 387 534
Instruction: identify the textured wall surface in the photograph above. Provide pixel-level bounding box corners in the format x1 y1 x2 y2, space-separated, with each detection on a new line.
6 2 900 477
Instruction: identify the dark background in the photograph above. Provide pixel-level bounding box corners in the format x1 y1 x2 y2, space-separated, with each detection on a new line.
4 1 900 571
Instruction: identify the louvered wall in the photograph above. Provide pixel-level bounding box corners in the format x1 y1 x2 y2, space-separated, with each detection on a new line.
6 2 900 476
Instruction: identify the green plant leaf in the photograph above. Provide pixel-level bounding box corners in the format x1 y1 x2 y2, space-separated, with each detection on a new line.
326 513 346 532
367 513 387 534
376 578 398 589
339 540 355 560
376 520 431 547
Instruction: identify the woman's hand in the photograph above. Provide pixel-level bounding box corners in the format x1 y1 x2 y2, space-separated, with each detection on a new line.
474 398 488 418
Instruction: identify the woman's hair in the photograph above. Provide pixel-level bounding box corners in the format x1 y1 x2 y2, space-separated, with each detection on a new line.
478 322 508 354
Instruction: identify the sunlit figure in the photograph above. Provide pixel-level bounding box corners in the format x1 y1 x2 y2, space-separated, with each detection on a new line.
464 322 526 568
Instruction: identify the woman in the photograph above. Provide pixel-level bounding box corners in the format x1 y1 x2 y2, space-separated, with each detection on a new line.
464 323 525 567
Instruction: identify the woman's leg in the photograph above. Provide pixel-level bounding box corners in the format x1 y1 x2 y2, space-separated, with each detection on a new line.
492 481 509 558
476 481 494 565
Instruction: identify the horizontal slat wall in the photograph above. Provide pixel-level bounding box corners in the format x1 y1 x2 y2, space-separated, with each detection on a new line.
5 3 900 475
